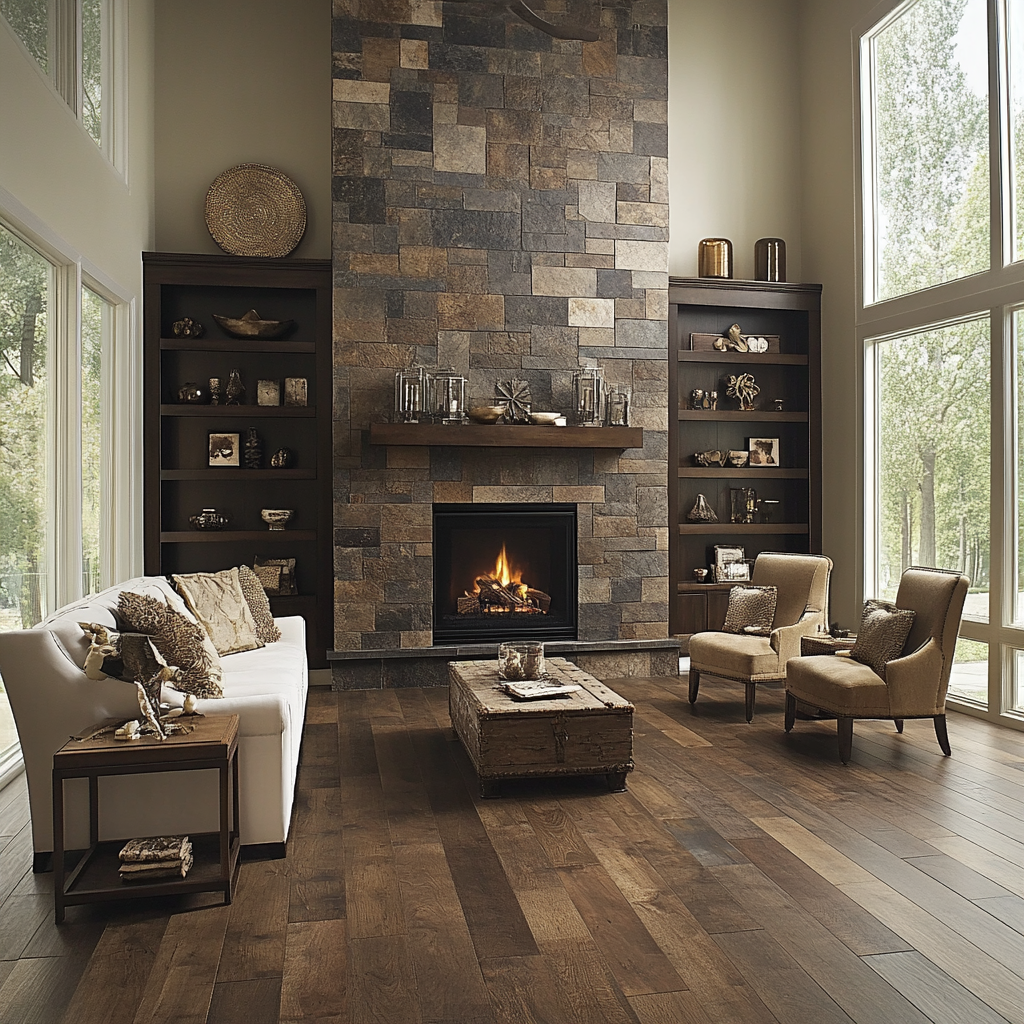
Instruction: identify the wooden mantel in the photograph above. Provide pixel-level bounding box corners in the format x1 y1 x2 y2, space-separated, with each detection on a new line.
369 424 643 448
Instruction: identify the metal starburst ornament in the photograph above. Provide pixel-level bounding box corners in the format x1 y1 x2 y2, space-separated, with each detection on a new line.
496 378 532 423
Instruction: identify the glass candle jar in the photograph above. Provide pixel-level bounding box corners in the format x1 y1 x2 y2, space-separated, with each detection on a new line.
430 368 468 424
497 641 545 682
394 367 427 423
607 386 631 426
572 366 606 426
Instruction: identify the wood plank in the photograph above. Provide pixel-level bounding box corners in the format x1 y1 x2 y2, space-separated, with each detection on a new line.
217 858 289 981
627 990 712 1024
289 829 346 925
535 937 639 1024
863 950 1012 1024
131 905 230 1024
0 955 87 1024
207 978 282 1024
347 935 422 1024
0 893 50 959
279 919 347 1024
59 917 168 1024
392 842 494 1023
974 895 1024 935
928 835 1024 895
336 691 380 777
295 722 340 790
481 954 582 1024
905 853 1011 900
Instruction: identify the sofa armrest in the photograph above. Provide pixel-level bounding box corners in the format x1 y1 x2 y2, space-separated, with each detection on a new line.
771 608 825 662
883 638 946 716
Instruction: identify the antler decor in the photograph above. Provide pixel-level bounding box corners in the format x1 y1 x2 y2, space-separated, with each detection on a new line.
446 0 600 41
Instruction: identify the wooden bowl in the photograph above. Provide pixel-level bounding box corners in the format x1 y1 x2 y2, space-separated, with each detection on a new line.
467 406 505 424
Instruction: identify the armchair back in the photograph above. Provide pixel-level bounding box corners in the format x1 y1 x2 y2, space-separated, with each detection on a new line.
751 551 833 629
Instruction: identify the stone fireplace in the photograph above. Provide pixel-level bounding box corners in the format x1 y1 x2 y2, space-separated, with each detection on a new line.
330 0 676 687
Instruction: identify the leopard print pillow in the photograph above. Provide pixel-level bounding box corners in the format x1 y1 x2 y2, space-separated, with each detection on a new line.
851 599 916 679
722 585 778 637
116 591 223 698
237 564 281 643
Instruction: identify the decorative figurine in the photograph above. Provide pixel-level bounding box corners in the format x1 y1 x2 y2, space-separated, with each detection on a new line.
172 317 204 338
498 377 533 424
270 447 294 468
694 449 726 467
726 372 760 411
686 494 718 523
693 568 709 582
177 382 206 404
208 377 222 405
283 377 308 407
243 426 262 470
188 508 231 531
713 323 748 353
225 369 245 406
257 380 281 406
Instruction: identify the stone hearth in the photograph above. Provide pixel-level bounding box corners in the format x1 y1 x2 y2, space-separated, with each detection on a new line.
330 0 673 687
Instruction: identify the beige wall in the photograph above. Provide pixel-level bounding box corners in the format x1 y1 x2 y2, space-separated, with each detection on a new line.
153 0 331 259
668 0 803 281
0 3 154 295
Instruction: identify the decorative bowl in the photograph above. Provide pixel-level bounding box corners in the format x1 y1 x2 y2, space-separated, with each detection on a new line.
189 508 230 531
528 411 560 425
467 405 505 424
261 508 294 531
213 310 295 340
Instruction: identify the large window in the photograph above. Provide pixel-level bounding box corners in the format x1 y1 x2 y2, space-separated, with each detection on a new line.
862 0 1024 724
0 0 117 158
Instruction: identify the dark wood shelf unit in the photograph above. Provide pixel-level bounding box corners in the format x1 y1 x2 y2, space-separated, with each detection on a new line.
161 405 316 418
144 253 333 668
369 423 643 448
668 277 822 643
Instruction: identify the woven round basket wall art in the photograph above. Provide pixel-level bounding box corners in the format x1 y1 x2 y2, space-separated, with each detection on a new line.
204 164 306 257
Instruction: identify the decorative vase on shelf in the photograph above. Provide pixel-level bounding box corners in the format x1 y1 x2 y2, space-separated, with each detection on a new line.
208 377 222 406
698 238 733 279
261 508 294 531
687 494 718 523
270 447 294 468
225 369 245 406
189 508 231 531
243 426 262 469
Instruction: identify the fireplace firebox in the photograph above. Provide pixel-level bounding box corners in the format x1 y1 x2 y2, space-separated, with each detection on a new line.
433 504 578 643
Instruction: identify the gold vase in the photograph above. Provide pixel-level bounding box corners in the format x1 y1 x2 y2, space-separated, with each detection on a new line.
698 238 733 279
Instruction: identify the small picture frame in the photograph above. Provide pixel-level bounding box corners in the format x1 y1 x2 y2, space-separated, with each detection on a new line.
747 437 780 467
208 431 240 467
717 560 751 582
713 545 745 578
257 379 281 406
283 377 308 407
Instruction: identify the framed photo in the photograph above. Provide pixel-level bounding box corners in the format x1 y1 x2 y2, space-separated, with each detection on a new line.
208 431 240 467
713 545 748 582
747 437 780 467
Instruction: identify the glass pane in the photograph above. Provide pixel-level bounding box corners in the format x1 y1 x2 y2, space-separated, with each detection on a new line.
869 0 989 301
1017 309 1024 623
1014 648 1024 712
1011 0 1024 263
0 0 50 73
875 317 990 619
0 222 52 765
81 286 106 596
949 637 988 706
81 0 102 146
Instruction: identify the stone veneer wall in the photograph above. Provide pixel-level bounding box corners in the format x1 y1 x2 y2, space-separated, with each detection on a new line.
332 0 670 655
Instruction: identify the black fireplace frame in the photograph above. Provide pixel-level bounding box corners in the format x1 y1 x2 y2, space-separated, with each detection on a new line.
432 503 578 644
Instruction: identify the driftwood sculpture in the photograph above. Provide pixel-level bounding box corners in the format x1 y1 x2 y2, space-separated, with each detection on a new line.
446 0 599 41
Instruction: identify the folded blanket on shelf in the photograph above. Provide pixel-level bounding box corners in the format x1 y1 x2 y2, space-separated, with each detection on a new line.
118 835 191 864
119 849 194 881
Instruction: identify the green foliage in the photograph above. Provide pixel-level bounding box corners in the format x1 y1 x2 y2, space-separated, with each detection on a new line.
0 0 48 70
81 0 103 144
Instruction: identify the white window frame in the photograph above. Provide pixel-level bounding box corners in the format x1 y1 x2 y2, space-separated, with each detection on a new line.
0 0 127 174
857 0 1024 730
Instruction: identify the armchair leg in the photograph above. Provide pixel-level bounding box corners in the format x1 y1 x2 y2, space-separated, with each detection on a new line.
744 683 755 722
688 667 700 704
933 714 951 756
894 718 904 733
784 691 796 732
837 716 853 764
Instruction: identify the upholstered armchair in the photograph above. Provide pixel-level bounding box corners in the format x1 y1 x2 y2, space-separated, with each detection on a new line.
687 552 833 721
785 566 969 763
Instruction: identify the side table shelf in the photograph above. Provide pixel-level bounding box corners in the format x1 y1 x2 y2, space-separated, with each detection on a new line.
52 714 240 923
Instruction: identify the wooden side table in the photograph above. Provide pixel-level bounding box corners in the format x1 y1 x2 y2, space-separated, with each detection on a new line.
800 635 857 657
52 714 240 923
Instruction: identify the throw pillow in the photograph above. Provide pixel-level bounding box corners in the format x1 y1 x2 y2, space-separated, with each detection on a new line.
851 599 916 679
722 585 778 637
237 564 281 643
172 568 263 655
117 591 223 698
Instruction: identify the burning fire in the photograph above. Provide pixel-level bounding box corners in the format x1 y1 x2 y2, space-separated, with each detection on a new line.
490 545 526 596
457 543 550 616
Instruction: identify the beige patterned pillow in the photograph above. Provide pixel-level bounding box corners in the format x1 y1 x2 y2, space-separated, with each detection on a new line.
172 568 263 655
117 591 223 699
722 585 778 636
851 599 916 679
237 564 281 643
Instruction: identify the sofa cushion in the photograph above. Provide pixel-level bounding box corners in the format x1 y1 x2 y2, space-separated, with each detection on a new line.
173 568 262 655
722 585 777 637
237 564 282 643
851 599 916 679
117 592 224 699
787 654 892 717
689 632 782 679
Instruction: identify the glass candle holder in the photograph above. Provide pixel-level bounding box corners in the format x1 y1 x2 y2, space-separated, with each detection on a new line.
730 487 758 524
430 368 468 424
607 386 631 426
754 237 787 282
394 367 427 423
572 366 606 426
698 238 733 278
497 641 545 682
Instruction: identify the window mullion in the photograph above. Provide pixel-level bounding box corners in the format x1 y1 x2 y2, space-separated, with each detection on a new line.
991 0 1011 269
51 0 77 116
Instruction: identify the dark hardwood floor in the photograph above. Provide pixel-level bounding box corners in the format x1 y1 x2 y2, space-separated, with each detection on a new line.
1 673 1023 1023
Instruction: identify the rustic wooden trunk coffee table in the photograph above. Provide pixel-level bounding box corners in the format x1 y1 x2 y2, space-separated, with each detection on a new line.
448 657 634 797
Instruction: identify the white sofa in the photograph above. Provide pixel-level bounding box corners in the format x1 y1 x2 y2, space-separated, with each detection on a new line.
0 576 307 867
